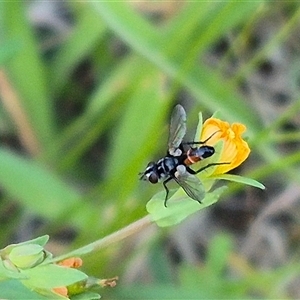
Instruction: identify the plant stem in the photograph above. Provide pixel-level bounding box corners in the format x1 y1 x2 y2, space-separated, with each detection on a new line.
48 215 152 263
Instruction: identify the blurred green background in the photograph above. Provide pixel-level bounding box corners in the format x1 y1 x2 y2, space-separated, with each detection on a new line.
1 1 300 298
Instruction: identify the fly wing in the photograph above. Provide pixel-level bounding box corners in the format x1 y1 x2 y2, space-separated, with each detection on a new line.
168 105 186 156
174 168 205 203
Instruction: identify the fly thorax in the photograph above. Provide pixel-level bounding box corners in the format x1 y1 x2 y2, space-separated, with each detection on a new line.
157 157 178 178
164 157 178 172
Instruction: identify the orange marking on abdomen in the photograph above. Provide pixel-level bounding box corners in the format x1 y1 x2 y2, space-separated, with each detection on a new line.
185 156 200 165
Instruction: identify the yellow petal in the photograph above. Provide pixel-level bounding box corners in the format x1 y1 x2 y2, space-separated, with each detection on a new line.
200 118 250 175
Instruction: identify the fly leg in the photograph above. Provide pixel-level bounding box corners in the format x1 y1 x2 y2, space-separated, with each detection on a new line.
163 177 173 207
182 130 221 146
186 162 230 175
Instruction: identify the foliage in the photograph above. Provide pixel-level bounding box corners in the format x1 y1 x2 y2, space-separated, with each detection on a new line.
111 234 297 299
0 1 300 299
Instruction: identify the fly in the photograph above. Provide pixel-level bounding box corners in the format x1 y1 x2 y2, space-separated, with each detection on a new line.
140 104 226 207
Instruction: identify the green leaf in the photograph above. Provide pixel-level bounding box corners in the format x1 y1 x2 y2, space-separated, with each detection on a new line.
95 67 169 204
212 174 265 189
206 234 233 276
147 186 227 227
0 279 49 299
210 111 223 119
71 291 101 300
0 40 20 66
149 242 173 284
50 4 107 93
91 2 263 134
90 2 160 67
21 264 87 289
194 112 203 141
0 259 28 280
0 148 80 219
8 244 44 269
1 235 49 252
115 284 209 299
48 55 152 171
105 68 165 179
3 3 54 149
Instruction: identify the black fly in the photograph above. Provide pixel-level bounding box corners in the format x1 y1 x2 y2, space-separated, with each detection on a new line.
140 105 225 207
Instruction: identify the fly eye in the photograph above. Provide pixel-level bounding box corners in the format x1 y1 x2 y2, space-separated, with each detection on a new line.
149 173 159 184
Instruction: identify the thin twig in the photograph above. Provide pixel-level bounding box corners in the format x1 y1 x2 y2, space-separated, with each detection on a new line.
49 215 153 263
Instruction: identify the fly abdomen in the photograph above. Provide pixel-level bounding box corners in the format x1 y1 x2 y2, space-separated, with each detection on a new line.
197 146 215 159
185 146 215 166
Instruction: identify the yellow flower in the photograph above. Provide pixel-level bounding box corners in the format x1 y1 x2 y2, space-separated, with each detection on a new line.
200 118 250 175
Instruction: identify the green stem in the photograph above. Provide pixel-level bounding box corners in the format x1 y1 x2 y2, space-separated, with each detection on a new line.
47 215 152 263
